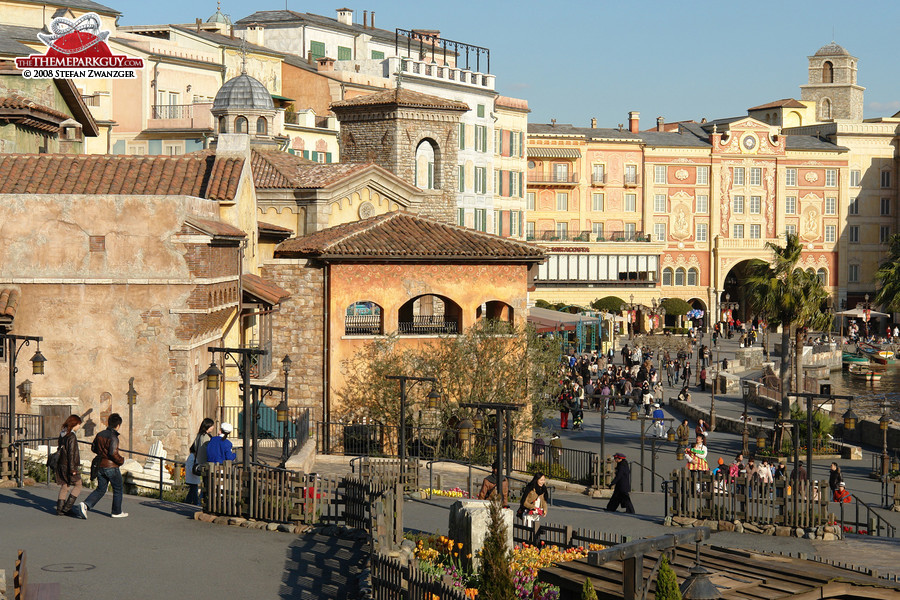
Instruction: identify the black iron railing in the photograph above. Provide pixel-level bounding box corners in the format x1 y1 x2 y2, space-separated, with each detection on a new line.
398 316 460 335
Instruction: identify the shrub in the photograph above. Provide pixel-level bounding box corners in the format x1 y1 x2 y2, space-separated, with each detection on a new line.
660 298 692 316
526 461 571 482
582 577 598 600
479 497 516 599
591 296 625 313
654 555 682 600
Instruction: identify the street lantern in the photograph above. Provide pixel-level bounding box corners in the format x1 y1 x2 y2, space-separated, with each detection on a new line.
126 379 138 405
30 348 46 375
880 413 891 432
426 387 441 410
203 361 222 390
276 398 288 423
666 425 676 443
842 407 858 431
756 430 768 450
676 444 685 461
473 410 484 430
629 404 639 421
457 417 474 443
281 354 292 375
680 564 721 600
892 457 899 473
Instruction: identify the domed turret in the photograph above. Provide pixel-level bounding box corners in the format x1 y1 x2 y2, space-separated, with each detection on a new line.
207 1 232 26
814 42 849 56
213 74 274 112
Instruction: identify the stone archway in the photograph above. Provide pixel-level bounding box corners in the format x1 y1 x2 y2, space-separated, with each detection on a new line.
721 260 755 324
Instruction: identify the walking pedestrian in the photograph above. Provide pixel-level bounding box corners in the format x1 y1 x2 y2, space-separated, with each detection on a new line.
477 462 510 507
54 414 85 517
676 419 690 447
80 413 127 519
549 433 562 464
699 366 707 392
606 453 635 513
206 422 237 464
828 462 843 499
184 417 215 506
518 473 550 544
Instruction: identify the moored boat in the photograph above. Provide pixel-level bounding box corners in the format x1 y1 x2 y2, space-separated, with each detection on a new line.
848 363 882 381
858 344 889 366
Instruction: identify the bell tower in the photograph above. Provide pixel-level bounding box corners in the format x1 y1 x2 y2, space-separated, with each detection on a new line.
800 42 864 122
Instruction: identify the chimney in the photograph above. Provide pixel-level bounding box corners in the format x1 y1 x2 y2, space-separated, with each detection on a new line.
317 57 335 72
590 117 597 128
370 11 374 29
246 24 264 47
628 111 640 133
618 124 623 131
363 10 367 28
195 17 201 32
657 116 665 131
336 8 353 26
229 26 234 39
701 117 707 124
551 119 556 127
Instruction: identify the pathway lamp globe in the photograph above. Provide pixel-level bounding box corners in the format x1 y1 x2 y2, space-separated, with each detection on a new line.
675 444 685 461
880 413 891 432
126 380 138 405
281 354 292 375
756 430 768 450
457 417 474 443
30 348 46 375
203 361 222 390
426 387 441 410
629 404 639 421
276 398 288 423
892 457 900 474
472 410 484 430
666 425 676 443
842 407 858 431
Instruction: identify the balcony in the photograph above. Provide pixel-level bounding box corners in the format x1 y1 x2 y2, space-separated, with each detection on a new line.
591 174 606 186
717 237 777 250
146 102 213 131
623 175 640 187
528 171 579 186
398 315 460 335
527 230 653 243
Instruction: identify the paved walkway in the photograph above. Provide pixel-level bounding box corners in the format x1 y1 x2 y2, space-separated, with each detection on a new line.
0 484 366 600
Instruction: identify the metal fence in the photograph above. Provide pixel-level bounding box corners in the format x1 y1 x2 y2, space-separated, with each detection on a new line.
667 470 829 528
397 316 460 335
512 520 627 549
0 413 45 449
219 405 307 439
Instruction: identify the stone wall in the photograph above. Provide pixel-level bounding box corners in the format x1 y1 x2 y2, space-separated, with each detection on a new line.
261 258 326 420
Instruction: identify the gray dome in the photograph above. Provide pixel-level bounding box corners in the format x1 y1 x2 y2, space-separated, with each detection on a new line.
213 74 274 111
814 42 849 56
206 9 232 25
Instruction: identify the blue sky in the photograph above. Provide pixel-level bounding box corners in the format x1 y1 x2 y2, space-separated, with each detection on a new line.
118 0 900 126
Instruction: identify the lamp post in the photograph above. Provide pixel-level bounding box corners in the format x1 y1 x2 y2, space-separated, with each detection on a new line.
1 334 45 444
126 377 138 458
386 375 439 484
648 420 676 492
460 402 522 488
879 399 892 508
629 404 674 492
629 294 636 340
279 355 292 466
203 345 267 471
713 295 739 431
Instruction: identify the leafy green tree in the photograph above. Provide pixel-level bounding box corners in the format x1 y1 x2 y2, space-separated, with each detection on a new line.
654 555 682 600
582 577 599 600
745 234 832 434
660 298 691 316
591 296 625 312
479 497 516 600
875 233 900 311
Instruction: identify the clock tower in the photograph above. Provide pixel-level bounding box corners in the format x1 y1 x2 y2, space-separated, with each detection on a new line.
800 42 865 123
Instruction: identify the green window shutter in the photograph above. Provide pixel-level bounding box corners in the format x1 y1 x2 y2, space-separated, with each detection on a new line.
477 104 485 118
508 171 514 197
338 46 352 60
458 208 465 226
302 150 310 159
519 211 524 236
459 123 465 150
311 151 318 161
309 41 325 60
371 50 385 60
498 129 503 155
458 165 465 192
325 152 333 163
519 133 524 157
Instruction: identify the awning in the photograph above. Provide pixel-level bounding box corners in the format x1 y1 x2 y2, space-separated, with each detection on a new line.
0 288 19 324
527 147 581 159
528 306 599 333
271 94 294 102
837 307 889 318
242 273 291 305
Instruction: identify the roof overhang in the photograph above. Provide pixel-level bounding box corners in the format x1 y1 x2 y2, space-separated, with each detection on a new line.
242 273 291 305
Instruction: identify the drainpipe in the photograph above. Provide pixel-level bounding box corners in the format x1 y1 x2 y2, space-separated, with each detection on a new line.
323 261 330 444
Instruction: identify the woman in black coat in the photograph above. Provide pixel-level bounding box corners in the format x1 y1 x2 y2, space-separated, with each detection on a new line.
55 414 84 517
828 462 843 498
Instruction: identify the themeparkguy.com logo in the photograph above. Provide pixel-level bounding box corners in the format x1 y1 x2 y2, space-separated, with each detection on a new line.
15 13 143 79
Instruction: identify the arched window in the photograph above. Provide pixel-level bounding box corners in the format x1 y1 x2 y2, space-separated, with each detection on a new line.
256 117 268 135
398 294 461 335
817 268 827 285
235 116 248 133
822 61 833 84
806 268 815 277
414 140 437 190
218 116 227 133
821 98 832 120
476 301 514 325
662 268 673 286
675 268 686 286
345 301 383 335
687 268 699 287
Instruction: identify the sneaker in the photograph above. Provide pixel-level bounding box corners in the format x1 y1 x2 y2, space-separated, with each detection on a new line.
111 512 129 518
78 503 88 519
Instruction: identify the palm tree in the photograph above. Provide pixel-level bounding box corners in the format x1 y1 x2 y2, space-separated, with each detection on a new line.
745 235 832 427
874 233 900 311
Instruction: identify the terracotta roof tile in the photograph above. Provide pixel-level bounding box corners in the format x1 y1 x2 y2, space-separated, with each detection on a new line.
748 98 807 111
185 217 246 239
0 288 20 320
331 88 469 112
250 149 373 189
0 152 244 200
275 212 545 262
0 94 70 121
242 273 291 305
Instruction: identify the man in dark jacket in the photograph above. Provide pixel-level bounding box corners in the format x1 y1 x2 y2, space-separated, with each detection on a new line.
605 453 635 514
477 463 509 507
80 413 127 518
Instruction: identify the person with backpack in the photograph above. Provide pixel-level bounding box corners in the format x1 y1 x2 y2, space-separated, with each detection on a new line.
80 413 127 518
184 417 215 506
53 414 85 518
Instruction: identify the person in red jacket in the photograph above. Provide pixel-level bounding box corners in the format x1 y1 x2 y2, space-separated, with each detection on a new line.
833 481 852 503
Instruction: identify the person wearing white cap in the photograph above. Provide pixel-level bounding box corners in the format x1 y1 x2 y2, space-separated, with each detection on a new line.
647 403 666 438
205 422 237 464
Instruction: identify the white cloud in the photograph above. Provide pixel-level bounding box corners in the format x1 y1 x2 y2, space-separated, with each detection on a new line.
868 100 900 113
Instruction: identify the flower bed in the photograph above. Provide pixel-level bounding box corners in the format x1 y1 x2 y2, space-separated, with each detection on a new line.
421 487 471 498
